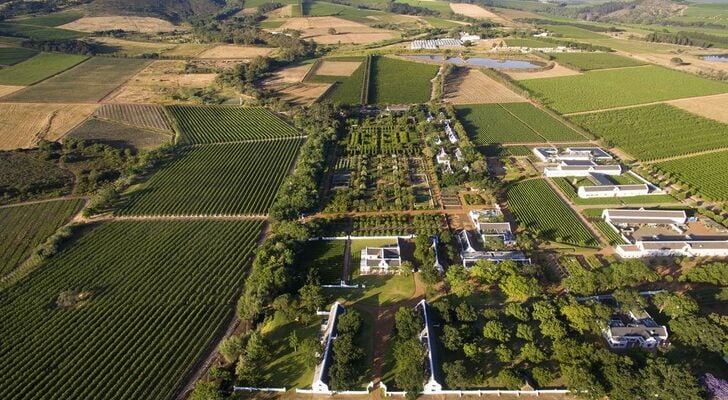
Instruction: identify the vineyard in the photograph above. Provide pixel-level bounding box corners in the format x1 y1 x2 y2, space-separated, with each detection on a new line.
347 123 420 154
519 66 728 114
94 104 172 132
0 47 38 66
592 220 628 245
0 52 86 85
0 219 263 400
506 179 597 247
368 56 438 104
324 56 368 104
0 199 81 275
569 104 728 161
117 139 303 216
499 103 586 141
167 106 301 144
455 104 544 144
655 150 728 201
550 52 647 71
68 119 170 152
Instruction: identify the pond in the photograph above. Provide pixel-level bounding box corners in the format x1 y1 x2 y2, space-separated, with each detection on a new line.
405 55 542 69
702 55 728 62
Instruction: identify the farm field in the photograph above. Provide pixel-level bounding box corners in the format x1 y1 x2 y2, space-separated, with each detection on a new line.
274 16 394 44
106 60 217 104
449 2 510 25
499 102 586 141
0 85 24 98
324 57 367 104
0 219 263 400
549 52 648 71
12 11 83 27
67 119 170 152
3 57 150 103
315 60 362 76
506 179 597 247
541 24 607 39
0 53 87 85
94 104 172 132
59 16 179 33
593 220 628 245
0 47 38 65
369 56 438 104
655 150 728 201
519 66 728 114
0 151 74 203
167 106 300 144
504 37 553 48
0 103 99 150
505 63 582 80
443 68 525 104
0 22 84 40
298 239 346 283
196 45 275 59
0 199 81 276
569 104 728 160
117 139 303 216
89 37 176 57
668 92 728 124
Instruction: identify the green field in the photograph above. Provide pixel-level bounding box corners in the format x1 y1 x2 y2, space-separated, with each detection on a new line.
304 0 383 21
542 24 608 39
167 106 300 144
397 0 452 14
0 22 84 40
12 11 83 27
569 104 728 160
655 150 728 201
369 56 438 104
505 37 554 48
0 53 86 85
520 66 728 114
455 103 584 144
506 179 597 247
0 219 263 400
67 119 170 152
298 239 346 283
118 139 303 216
0 199 80 275
550 52 648 71
3 57 149 102
0 47 38 66
325 57 368 104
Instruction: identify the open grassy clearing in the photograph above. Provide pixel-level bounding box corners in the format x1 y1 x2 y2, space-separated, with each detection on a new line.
655 150 728 201
59 16 179 33
3 57 150 103
542 24 608 39
0 199 81 276
0 47 38 65
569 104 728 160
519 66 728 114
0 22 85 40
94 104 172 132
67 119 170 153
259 312 319 388
369 56 438 104
0 103 99 150
506 179 597 247
549 52 648 71
298 239 346 284
0 53 87 85
504 37 553 48
118 139 303 216
167 106 300 144
0 219 263 400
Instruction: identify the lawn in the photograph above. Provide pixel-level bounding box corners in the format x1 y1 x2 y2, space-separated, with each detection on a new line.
0 53 87 85
520 66 728 114
259 312 319 388
3 57 149 102
655 149 728 201
569 104 728 160
369 56 438 104
550 52 648 71
298 239 346 284
328 274 415 306
0 47 38 66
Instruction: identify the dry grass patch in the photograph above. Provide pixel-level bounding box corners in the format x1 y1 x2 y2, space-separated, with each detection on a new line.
276 16 395 44
196 45 275 59
267 4 294 18
444 68 524 104
315 61 361 76
668 92 728 124
107 60 217 104
0 103 98 150
91 37 175 56
161 43 211 58
275 83 332 106
449 3 511 25
60 16 179 33
506 63 582 80
267 64 313 84
0 85 24 98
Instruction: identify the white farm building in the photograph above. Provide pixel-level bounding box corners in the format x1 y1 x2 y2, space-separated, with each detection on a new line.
578 184 649 199
359 241 402 274
544 162 621 177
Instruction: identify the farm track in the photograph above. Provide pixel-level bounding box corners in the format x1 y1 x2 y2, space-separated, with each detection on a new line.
0 195 86 209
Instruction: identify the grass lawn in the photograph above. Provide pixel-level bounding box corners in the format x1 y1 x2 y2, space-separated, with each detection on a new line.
299 240 346 284
328 274 415 307
550 52 648 71
0 52 87 85
520 66 728 114
369 56 438 104
259 311 319 388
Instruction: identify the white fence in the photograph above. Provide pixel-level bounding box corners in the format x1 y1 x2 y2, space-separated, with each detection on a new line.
309 235 416 241
296 382 374 395
233 386 286 392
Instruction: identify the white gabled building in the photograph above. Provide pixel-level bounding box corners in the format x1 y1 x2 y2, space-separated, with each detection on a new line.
616 240 728 258
602 209 687 226
533 147 612 163
457 230 530 267
445 122 458 143
360 241 402 274
578 184 649 199
415 300 443 394
604 310 668 350
436 147 453 174
544 162 622 177
312 302 345 393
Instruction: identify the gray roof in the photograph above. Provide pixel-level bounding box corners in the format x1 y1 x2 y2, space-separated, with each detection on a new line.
581 184 648 193
605 209 686 219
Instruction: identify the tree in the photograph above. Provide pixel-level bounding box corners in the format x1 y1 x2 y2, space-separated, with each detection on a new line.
652 292 699 318
520 342 546 363
288 331 299 352
190 381 222 400
531 366 556 388
329 333 363 390
516 323 535 342
455 302 477 322
496 369 522 390
483 320 510 342
328 27 337 35
669 315 727 354
272 293 299 321
562 363 605 400
442 325 463 351
337 310 362 334
299 272 325 314
400 260 414 277
394 338 425 398
463 341 483 361
300 337 322 368
236 331 270 386
500 273 540 302
504 302 530 322
495 343 513 363
443 360 470 389
395 307 422 339
219 334 244 364
445 264 473 297
559 297 598 334
636 358 702 400
469 260 501 284
613 288 647 314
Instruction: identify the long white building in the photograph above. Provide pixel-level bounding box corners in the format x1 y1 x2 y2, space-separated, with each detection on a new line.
312 302 345 393
602 209 687 226
544 162 621 177
617 240 728 258
578 184 649 199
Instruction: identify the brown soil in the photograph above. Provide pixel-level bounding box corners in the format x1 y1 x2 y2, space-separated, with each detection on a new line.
266 4 294 18
315 61 362 76
106 60 216 104
449 3 512 26
275 16 396 44
0 103 98 149
444 68 525 104
506 63 582 80
60 16 179 33
274 83 332 106
266 64 313 84
196 45 276 59
0 85 24 99
667 92 728 124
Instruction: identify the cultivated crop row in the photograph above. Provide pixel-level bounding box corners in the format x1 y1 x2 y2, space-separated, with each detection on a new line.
117 138 304 216
168 105 301 144
655 150 728 201
0 219 264 400
368 56 439 104
95 104 172 132
499 102 585 142
506 179 597 247
455 104 543 144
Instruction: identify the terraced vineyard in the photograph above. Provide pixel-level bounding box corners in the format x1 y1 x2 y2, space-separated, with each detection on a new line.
0 199 81 275
655 150 728 201
569 104 728 160
506 179 597 247
168 106 301 144
95 104 172 132
0 219 263 400
118 138 304 216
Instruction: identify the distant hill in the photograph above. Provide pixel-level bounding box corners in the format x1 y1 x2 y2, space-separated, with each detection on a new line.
550 0 688 24
86 0 226 22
